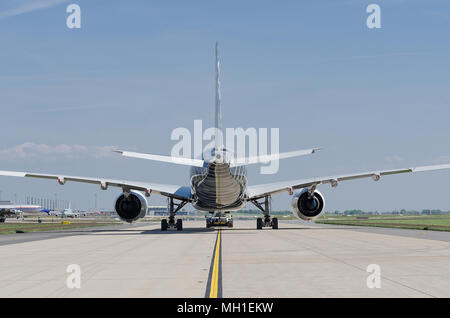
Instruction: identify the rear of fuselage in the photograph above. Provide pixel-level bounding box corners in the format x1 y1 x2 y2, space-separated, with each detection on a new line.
190 162 247 212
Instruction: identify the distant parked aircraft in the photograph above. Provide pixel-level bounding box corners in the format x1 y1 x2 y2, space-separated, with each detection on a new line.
50 201 83 218
0 202 48 222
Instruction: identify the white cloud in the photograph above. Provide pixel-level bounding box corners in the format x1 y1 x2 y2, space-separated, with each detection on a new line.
0 142 117 160
0 0 68 20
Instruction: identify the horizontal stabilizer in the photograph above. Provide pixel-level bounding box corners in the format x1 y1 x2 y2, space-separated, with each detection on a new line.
114 150 205 167
230 147 321 167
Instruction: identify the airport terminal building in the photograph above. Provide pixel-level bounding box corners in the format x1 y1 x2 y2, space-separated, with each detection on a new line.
147 206 192 216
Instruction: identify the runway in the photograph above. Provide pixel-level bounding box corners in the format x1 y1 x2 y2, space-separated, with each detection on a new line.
1 220 450 297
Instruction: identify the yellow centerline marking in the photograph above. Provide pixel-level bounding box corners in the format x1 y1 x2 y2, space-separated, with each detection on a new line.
209 228 221 298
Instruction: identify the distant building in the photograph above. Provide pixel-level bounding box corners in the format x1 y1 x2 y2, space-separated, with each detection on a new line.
148 206 168 216
147 205 193 216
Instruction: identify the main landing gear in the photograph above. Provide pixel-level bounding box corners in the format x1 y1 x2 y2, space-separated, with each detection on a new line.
256 216 278 230
161 197 187 231
161 218 183 231
250 196 278 230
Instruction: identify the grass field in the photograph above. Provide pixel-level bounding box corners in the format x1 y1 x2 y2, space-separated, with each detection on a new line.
0 220 121 235
315 214 450 232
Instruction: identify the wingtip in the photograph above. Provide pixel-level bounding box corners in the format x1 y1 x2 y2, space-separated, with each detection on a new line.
312 147 323 154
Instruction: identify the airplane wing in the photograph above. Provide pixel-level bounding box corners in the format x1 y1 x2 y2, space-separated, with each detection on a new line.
230 147 321 167
0 170 192 201
246 163 450 200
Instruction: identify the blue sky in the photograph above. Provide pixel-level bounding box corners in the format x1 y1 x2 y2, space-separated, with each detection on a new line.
0 0 449 211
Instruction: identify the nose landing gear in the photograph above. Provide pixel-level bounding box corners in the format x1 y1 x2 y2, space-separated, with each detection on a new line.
205 212 233 228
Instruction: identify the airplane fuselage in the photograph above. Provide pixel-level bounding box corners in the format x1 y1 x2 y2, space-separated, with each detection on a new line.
190 149 247 212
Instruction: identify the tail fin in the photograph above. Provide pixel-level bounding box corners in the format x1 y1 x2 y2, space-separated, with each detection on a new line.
215 42 223 148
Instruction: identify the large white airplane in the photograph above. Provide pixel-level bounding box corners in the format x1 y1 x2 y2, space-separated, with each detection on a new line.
1 43 450 231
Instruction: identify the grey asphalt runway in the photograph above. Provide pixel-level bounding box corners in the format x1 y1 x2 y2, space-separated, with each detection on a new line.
288 220 450 243
0 220 449 297
0 223 144 246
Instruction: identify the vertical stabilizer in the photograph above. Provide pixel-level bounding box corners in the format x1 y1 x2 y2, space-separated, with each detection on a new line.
215 42 222 133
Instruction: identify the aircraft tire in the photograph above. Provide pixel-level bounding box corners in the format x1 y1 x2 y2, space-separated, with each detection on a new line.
272 217 278 229
256 218 263 229
176 219 183 231
161 219 168 231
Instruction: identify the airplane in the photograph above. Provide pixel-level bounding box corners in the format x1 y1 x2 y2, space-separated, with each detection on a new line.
50 201 84 218
48 210 71 217
60 208 79 218
0 203 49 222
1 43 450 231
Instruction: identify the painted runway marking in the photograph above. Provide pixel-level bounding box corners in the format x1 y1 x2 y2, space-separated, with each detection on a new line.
205 228 222 298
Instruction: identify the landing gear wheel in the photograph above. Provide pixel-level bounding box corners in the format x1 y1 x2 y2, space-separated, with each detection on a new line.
256 218 263 230
161 219 168 231
272 217 278 229
176 219 183 231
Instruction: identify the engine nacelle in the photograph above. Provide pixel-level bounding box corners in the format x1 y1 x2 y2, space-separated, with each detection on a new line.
291 189 325 221
114 190 148 223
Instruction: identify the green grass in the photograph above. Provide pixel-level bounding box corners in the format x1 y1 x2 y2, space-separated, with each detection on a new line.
0 221 120 235
315 214 450 232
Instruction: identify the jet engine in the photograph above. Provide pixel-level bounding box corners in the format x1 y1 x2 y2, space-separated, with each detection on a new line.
291 188 325 221
114 190 148 223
